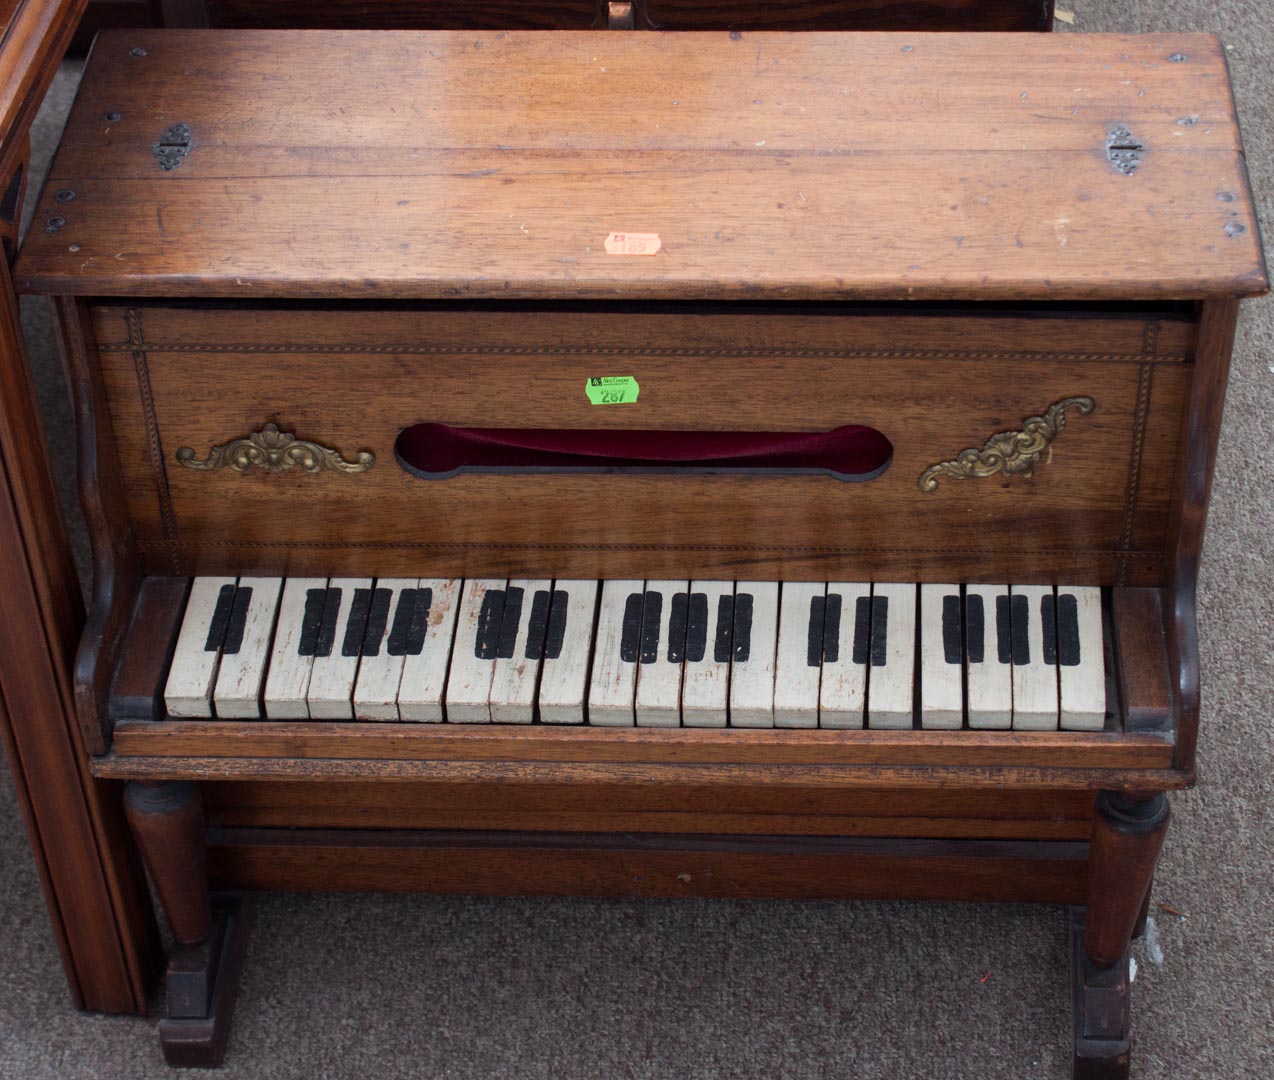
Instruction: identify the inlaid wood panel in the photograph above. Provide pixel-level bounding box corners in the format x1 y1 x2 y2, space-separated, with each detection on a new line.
93 303 1191 585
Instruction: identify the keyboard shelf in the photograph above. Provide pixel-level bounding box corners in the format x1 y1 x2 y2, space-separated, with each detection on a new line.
98 719 1180 789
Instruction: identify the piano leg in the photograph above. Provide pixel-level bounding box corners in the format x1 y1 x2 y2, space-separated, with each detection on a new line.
124 781 254 1068
1070 790 1170 1080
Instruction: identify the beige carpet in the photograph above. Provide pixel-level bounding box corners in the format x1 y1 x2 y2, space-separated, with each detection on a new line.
2 3 1271 1077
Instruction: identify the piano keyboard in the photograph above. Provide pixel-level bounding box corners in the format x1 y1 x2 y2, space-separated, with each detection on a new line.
163 578 1108 731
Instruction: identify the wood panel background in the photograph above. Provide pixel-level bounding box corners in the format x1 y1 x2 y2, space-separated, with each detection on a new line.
15 31 1266 302
202 779 1097 840
92 303 1192 585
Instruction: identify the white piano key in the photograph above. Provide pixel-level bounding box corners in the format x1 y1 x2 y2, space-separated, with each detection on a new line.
213 577 283 719
773 582 824 728
636 580 688 728
489 579 552 724
867 583 916 729
538 580 599 725
397 578 461 722
165 576 237 718
588 580 644 726
819 581 871 729
965 583 1013 730
265 578 329 720
728 581 778 728
1011 584 1059 731
307 577 374 720
920 584 963 730
445 578 506 724
681 581 733 728
1058 585 1106 731
353 579 419 721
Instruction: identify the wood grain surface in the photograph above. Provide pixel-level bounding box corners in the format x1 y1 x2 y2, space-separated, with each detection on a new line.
103 718 1177 774
201 779 1096 839
15 30 1267 301
1112 587 1173 732
1166 299 1238 773
92 303 1191 585
205 829 1088 903
55 296 140 752
0 0 160 1015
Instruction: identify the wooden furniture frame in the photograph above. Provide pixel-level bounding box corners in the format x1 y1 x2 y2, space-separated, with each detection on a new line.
0 0 158 1018
10 24 1269 1080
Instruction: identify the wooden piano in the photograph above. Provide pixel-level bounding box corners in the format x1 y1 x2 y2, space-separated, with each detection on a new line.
15 28 1267 1076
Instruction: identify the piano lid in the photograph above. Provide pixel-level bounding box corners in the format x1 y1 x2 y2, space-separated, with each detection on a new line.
15 29 1269 301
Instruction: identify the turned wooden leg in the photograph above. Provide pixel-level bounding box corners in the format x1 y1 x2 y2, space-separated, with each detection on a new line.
1071 790 1170 1080
1086 791 1170 966
124 781 253 1068
124 781 212 945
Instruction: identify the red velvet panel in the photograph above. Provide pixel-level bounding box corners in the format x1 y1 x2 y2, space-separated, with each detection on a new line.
395 424 892 481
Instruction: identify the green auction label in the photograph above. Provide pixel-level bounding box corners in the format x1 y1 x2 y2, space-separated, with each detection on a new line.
585 376 640 405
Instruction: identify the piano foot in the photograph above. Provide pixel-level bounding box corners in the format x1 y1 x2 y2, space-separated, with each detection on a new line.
124 781 253 1066
1069 790 1169 1080
1069 906 1132 1080
159 892 255 1068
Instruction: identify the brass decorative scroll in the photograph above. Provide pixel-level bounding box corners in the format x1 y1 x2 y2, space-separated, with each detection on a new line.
175 423 374 475
917 396 1095 492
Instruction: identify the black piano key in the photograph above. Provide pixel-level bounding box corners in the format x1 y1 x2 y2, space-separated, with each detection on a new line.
385 588 417 656
298 587 328 657
821 592 842 663
524 588 551 661
544 589 570 661
667 592 690 663
204 583 237 651
685 592 709 663
639 590 663 664
1041 593 1058 665
620 591 644 663
341 587 373 658
314 586 342 658
731 592 753 662
713 594 735 664
1057 593 1082 667
996 594 1013 664
474 588 507 660
942 594 962 664
806 594 825 668
360 587 394 657
220 585 254 656
496 586 525 660
965 593 985 664
870 595 889 667
852 595 872 665
402 585 433 652
1010 593 1031 665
